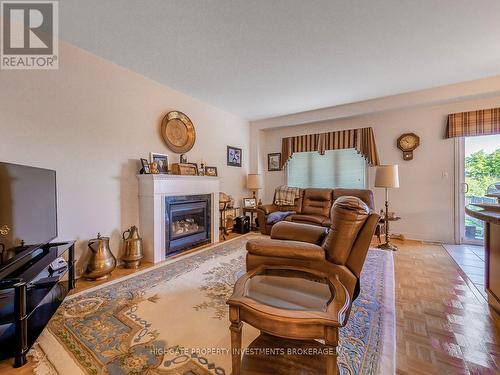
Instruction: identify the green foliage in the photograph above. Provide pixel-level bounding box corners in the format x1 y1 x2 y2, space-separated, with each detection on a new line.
465 148 500 197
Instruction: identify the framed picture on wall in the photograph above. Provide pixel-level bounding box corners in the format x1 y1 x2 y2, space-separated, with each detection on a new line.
227 146 242 167
150 152 169 174
268 152 282 171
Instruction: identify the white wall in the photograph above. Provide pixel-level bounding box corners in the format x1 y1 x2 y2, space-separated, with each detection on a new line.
255 95 500 243
0 42 250 263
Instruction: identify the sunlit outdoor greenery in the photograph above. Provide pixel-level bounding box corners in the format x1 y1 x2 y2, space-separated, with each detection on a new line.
465 148 500 197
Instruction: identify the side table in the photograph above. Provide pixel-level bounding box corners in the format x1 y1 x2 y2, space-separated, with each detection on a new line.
243 207 258 231
227 265 350 375
376 215 401 251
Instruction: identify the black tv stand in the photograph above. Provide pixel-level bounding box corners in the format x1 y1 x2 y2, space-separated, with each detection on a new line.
0 241 75 367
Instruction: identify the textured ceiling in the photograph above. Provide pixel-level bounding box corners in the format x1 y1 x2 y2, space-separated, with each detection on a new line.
59 0 500 120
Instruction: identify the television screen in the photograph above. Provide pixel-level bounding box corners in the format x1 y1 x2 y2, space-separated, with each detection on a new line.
0 163 57 260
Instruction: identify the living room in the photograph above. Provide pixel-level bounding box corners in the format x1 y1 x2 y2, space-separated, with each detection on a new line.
1 1 499 374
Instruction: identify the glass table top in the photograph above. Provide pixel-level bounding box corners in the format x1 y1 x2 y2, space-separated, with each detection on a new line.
244 273 333 312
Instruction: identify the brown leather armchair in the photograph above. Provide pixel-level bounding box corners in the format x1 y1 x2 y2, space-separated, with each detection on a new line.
246 196 380 301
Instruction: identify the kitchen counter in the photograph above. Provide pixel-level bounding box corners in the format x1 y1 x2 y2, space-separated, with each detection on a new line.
465 204 500 225
466 204 500 313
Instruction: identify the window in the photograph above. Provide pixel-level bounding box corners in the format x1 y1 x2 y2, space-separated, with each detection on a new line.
287 149 366 189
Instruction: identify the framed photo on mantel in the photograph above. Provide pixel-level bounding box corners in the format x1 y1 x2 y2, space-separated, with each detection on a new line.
150 152 169 174
205 166 218 176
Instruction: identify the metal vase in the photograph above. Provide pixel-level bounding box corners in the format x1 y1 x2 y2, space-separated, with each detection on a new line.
83 233 116 280
121 226 144 269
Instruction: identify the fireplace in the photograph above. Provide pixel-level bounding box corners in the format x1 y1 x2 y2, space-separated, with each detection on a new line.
165 194 211 256
138 174 220 263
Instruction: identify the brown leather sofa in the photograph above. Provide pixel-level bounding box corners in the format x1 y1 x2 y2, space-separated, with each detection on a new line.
257 187 374 235
247 196 380 301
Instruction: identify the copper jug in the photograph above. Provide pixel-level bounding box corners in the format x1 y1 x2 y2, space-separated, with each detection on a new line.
83 233 116 280
121 226 143 269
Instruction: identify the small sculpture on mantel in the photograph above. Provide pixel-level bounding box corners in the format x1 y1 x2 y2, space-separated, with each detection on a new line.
150 162 160 174
199 163 205 176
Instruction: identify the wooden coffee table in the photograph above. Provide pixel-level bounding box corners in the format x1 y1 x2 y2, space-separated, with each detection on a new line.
227 266 350 375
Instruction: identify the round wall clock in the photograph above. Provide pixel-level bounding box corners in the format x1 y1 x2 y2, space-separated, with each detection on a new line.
397 133 420 161
161 111 196 153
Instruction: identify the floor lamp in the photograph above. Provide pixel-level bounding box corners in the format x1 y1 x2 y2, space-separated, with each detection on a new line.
375 165 400 251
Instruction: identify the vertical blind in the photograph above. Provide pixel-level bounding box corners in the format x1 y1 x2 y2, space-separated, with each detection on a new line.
287 149 366 189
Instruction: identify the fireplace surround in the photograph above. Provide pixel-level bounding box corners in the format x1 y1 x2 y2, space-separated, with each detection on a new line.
138 174 220 263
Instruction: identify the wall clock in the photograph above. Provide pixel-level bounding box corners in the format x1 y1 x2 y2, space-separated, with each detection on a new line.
161 111 196 153
397 133 420 160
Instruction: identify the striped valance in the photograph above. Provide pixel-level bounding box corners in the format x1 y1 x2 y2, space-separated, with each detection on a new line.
446 107 500 138
281 127 380 167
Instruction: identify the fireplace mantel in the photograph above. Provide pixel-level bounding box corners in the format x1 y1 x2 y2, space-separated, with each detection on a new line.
138 174 220 263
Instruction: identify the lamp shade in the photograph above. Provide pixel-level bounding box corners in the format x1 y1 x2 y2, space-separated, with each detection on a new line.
375 165 399 188
247 174 263 190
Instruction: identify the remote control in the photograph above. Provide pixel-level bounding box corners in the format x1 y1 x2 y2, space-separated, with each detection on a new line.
49 257 67 272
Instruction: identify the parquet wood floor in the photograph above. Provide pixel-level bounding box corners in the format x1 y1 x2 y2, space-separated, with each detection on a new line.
394 240 500 374
1 238 499 374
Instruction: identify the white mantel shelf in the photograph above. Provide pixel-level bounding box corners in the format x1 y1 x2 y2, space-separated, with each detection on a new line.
137 174 220 263
138 174 221 180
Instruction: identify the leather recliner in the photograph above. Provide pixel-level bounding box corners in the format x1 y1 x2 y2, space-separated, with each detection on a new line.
257 188 375 235
246 196 380 301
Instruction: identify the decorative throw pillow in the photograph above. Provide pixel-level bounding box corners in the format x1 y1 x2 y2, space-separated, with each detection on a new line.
267 211 295 225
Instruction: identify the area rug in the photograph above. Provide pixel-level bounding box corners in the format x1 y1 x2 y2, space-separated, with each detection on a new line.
31 234 395 375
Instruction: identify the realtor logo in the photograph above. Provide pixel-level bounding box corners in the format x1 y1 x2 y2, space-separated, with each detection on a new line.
1 1 58 69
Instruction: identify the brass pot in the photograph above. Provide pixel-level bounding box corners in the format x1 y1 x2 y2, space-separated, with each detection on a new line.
121 226 143 269
83 233 116 280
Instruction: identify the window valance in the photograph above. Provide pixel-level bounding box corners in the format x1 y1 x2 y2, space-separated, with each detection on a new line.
281 127 380 168
446 107 500 138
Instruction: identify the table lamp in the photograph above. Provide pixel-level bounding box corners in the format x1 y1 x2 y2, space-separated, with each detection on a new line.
375 165 399 251
247 174 263 204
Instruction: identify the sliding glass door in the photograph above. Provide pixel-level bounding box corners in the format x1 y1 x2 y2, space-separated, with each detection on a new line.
457 135 500 244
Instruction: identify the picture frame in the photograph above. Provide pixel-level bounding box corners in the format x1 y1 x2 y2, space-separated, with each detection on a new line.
150 152 169 174
227 146 242 167
140 158 151 174
243 197 257 208
171 163 198 175
268 152 282 171
188 162 199 175
205 166 218 176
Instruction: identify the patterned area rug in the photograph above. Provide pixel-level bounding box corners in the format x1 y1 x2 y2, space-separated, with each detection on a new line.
31 234 395 375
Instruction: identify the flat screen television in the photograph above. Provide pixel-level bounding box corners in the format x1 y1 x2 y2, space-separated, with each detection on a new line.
0 162 57 265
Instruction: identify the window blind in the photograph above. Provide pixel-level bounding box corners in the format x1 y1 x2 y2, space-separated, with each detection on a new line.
287 149 366 189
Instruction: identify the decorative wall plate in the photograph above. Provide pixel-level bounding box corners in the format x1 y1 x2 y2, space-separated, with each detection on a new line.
161 111 196 153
